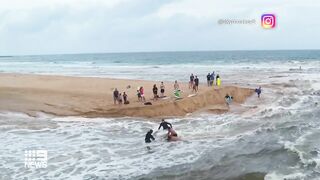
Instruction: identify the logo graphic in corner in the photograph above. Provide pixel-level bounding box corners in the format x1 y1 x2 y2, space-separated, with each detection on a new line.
25 150 48 169
261 14 276 29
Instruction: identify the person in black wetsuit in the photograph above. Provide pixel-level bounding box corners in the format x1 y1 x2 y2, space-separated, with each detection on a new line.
145 129 155 143
158 119 172 130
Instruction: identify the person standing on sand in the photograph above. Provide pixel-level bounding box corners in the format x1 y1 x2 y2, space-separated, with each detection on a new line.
123 92 129 104
194 76 199 92
211 71 215 86
137 88 142 102
216 74 220 86
140 86 146 102
160 82 165 97
174 80 180 91
189 74 194 89
158 119 172 130
153 84 158 100
113 88 119 105
207 73 211 86
118 93 123 104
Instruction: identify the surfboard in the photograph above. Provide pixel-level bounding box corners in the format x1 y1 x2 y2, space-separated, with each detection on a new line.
188 94 197 97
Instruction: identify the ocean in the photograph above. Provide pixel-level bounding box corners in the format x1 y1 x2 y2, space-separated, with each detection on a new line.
0 50 320 179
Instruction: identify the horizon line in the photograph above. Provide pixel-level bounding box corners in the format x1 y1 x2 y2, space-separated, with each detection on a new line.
2 48 320 57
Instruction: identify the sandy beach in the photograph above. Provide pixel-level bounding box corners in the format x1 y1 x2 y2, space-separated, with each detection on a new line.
0 73 253 118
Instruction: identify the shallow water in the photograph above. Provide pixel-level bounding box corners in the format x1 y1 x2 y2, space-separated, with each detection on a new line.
1 51 320 179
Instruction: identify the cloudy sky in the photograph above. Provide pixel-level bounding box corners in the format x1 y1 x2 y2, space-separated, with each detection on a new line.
1 0 320 55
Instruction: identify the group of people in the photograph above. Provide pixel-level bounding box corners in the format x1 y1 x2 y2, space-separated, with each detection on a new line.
113 88 129 105
189 74 199 93
206 71 221 87
152 82 166 101
145 119 180 145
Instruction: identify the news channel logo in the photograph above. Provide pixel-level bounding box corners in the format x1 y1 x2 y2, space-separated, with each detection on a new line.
24 149 48 169
261 14 276 29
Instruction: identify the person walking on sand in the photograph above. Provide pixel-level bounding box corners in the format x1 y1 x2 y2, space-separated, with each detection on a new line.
140 86 146 102
160 82 165 97
158 119 172 130
194 76 199 92
153 84 158 100
207 73 211 87
189 73 194 89
255 86 262 98
113 88 119 105
174 80 180 91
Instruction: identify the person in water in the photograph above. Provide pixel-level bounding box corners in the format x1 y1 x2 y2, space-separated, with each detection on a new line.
225 94 233 106
255 86 262 98
145 129 155 143
167 127 180 141
158 119 172 130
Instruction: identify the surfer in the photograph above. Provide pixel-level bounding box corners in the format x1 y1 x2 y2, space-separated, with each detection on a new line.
255 86 262 98
145 129 155 143
158 119 172 130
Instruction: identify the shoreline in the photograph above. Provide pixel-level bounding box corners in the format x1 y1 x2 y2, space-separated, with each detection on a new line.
0 73 254 119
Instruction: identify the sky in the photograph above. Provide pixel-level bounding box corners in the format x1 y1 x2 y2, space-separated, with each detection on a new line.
0 0 320 55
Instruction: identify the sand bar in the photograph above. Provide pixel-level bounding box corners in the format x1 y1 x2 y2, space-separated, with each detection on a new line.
0 73 254 119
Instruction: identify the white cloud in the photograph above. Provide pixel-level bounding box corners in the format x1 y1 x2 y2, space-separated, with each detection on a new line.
0 0 319 55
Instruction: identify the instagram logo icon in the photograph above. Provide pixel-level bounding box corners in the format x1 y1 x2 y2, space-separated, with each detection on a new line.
261 14 276 29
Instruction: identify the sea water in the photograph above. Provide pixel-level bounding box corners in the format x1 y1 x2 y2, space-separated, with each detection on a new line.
0 50 320 179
